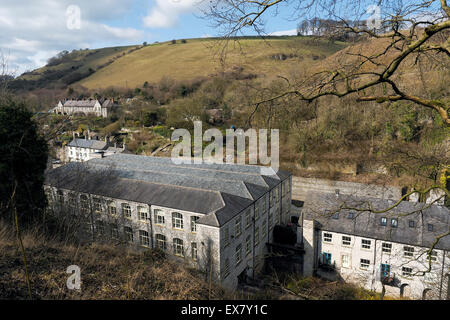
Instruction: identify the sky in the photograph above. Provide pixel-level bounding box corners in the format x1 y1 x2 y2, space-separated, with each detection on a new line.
0 0 303 76
1 0 434 76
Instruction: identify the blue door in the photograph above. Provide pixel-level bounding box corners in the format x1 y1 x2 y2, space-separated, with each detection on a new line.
381 264 390 277
323 252 332 265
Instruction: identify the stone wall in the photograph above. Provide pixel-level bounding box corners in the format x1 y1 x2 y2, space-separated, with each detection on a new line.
292 176 403 202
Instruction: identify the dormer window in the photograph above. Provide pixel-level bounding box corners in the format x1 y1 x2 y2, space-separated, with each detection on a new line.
427 224 434 232
380 217 387 226
391 218 398 228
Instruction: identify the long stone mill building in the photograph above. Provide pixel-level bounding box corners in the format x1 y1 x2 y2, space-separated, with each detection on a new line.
45 154 292 289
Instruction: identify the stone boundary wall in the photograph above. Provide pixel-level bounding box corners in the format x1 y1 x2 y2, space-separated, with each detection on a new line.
292 176 403 202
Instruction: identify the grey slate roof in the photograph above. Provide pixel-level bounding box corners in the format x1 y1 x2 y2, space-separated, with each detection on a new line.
86 154 287 200
68 139 108 150
45 154 291 227
302 191 450 250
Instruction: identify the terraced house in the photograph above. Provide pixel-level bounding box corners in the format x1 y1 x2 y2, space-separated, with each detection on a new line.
300 192 450 300
45 154 292 289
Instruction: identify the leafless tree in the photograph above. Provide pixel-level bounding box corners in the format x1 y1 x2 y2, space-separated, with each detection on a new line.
201 0 450 125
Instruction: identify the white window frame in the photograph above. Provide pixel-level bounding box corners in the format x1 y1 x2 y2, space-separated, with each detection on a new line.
341 254 350 268
110 224 119 239
361 239 371 250
360 259 370 270
139 230 150 247
245 210 251 229
223 226 230 247
235 216 242 237
342 236 352 246
262 220 267 238
108 202 117 216
155 234 167 251
402 267 413 277
191 216 199 233
124 226 133 243
173 238 184 257
122 203 132 219
404 246 414 258
138 206 148 222
382 242 392 254
245 235 251 256
235 244 242 266
172 212 184 230
154 209 165 225
323 233 332 243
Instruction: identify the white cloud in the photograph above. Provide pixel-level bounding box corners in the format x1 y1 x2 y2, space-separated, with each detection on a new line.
143 0 200 28
269 29 298 36
0 0 146 76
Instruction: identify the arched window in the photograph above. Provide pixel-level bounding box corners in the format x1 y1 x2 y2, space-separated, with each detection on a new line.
422 288 432 300
173 238 184 256
155 234 167 251
191 216 199 232
138 206 148 222
172 212 183 229
400 284 411 298
154 209 165 225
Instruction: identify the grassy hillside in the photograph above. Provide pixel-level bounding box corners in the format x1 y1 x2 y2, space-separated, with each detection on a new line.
13 45 142 90
79 37 346 89
14 37 347 91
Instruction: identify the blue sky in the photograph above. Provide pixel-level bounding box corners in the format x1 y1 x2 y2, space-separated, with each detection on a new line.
2 0 431 75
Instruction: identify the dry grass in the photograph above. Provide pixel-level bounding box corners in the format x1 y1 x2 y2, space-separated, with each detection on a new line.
0 222 227 300
78 37 346 89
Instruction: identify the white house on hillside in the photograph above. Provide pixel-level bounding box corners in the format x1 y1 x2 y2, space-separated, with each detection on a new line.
67 137 126 162
52 99 115 118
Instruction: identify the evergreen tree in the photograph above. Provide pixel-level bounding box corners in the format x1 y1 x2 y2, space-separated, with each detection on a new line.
0 98 48 226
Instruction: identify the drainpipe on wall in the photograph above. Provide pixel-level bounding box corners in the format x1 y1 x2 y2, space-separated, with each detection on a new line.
252 201 256 279
372 240 377 291
147 204 154 249
439 250 446 299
